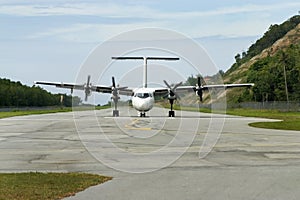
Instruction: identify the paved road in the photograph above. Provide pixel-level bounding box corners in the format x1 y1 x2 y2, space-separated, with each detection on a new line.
1 107 300 200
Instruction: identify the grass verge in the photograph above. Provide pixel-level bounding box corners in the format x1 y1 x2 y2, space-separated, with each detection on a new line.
166 103 300 131
226 108 300 131
0 105 111 119
0 108 72 119
0 172 112 200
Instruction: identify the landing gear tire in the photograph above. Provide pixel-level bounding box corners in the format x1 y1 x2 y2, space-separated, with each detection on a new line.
168 111 175 117
113 110 119 117
140 113 146 117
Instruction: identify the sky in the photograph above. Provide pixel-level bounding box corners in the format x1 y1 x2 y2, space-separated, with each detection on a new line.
1 0 299 104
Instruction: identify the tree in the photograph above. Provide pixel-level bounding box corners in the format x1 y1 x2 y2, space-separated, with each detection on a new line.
0 78 82 107
247 43 300 102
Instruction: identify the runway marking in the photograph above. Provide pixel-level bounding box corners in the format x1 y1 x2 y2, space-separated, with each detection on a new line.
125 119 152 131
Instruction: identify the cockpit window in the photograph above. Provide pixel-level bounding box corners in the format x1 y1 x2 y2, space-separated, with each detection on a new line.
135 93 152 98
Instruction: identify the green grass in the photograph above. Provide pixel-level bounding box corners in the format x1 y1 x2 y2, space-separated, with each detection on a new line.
0 172 112 200
226 108 300 131
171 104 300 131
0 105 111 119
0 108 72 119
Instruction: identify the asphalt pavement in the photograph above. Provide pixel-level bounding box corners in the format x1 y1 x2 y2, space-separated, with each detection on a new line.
1 107 300 200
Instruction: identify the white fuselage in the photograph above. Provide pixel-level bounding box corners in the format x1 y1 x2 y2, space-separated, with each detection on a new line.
132 88 155 113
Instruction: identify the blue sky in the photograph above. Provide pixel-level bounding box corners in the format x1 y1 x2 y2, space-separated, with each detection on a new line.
1 0 299 103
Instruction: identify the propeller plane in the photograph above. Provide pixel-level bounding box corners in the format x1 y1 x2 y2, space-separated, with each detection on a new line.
35 56 254 117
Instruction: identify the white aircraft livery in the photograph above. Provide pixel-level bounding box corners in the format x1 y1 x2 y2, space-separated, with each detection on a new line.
35 56 254 117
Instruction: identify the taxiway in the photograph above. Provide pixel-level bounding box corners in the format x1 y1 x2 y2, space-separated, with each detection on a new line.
1 107 300 200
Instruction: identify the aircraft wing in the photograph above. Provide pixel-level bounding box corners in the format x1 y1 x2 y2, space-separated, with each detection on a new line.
153 88 169 96
201 83 255 90
152 83 254 99
153 86 192 96
34 81 134 96
174 83 254 92
34 81 85 90
95 86 133 96
117 88 134 96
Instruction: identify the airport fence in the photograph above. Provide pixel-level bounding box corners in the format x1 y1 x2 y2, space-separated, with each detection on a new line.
228 101 300 111
181 101 300 112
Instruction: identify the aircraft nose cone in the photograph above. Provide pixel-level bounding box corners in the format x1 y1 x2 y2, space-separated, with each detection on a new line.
134 98 152 111
139 101 148 110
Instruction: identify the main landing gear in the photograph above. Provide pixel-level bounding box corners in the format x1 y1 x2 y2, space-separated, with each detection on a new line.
110 76 128 117
111 92 120 117
113 109 119 117
168 99 175 117
163 80 182 118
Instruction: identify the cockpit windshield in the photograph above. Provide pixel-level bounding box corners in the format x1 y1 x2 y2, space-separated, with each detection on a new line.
134 93 152 99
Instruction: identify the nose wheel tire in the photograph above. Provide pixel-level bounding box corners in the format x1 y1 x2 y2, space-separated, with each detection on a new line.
140 113 146 117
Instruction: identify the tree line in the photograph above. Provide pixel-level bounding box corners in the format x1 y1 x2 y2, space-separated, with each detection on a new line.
246 43 300 102
0 78 81 107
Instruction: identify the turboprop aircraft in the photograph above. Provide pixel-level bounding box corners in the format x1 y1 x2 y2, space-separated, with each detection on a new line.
35 56 254 117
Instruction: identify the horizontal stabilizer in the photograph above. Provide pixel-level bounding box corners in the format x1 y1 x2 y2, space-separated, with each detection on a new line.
112 56 144 60
112 56 179 60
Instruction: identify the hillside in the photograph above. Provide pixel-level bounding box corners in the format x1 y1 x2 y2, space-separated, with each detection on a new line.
0 78 81 107
222 15 300 103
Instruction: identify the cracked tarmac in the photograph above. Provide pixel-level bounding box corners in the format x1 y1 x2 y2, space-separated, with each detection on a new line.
1 107 300 199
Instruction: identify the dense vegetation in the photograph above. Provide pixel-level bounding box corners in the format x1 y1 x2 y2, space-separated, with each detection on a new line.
0 78 81 107
223 15 300 103
246 43 300 102
227 15 300 75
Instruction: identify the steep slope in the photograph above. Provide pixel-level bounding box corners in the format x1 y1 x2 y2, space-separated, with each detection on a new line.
224 22 300 84
222 16 300 103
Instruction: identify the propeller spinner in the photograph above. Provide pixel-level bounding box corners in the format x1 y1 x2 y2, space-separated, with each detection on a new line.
163 80 182 100
195 77 203 102
163 80 182 117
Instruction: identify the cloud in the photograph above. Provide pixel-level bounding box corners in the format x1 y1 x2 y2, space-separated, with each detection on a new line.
1 1 299 18
28 22 169 43
0 3 155 17
4 1 300 42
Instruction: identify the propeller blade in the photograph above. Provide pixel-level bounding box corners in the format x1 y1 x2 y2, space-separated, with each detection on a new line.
173 81 182 90
163 80 181 100
87 75 91 86
163 80 171 89
112 76 116 88
174 92 181 100
116 86 128 90
83 75 92 101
